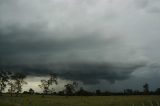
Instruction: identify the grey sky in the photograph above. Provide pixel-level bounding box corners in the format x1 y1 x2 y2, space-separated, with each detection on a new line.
0 0 160 91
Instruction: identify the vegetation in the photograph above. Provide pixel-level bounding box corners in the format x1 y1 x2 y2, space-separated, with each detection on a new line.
0 71 160 96
143 83 149 94
39 73 58 97
1 71 160 106
0 71 27 96
64 82 78 96
0 95 160 106
11 72 27 96
0 71 10 96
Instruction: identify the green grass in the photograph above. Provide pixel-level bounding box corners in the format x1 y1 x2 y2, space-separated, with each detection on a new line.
0 95 160 106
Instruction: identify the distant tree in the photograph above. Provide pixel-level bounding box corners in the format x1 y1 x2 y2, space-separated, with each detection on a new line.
0 70 10 96
75 87 84 96
48 73 58 94
39 73 58 97
103 90 111 96
133 90 140 95
57 90 64 96
64 82 78 96
8 72 16 96
96 89 101 95
76 87 93 96
50 88 56 95
8 80 16 96
143 83 149 94
23 91 29 94
11 73 27 96
155 88 160 95
39 79 49 96
29 88 34 95
64 83 74 95
124 89 133 95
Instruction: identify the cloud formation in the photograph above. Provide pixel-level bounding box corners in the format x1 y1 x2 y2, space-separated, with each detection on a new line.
0 62 146 84
0 0 160 89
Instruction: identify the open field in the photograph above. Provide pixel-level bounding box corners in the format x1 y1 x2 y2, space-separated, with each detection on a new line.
0 95 160 106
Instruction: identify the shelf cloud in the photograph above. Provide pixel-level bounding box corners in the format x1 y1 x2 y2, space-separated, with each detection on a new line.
0 0 160 90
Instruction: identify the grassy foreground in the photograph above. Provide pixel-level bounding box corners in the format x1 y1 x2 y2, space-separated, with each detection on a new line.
0 95 160 106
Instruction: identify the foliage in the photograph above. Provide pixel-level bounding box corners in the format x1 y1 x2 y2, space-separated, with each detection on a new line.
8 72 16 96
29 88 35 95
143 83 149 94
11 73 27 95
64 81 78 95
0 70 10 95
8 80 16 96
39 73 58 96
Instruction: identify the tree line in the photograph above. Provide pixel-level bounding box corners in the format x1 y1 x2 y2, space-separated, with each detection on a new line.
0 71 160 97
0 70 78 97
0 71 27 96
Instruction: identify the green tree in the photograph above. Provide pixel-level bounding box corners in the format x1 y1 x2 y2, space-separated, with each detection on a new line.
143 83 149 94
0 70 10 96
11 73 27 96
39 73 58 97
8 80 16 96
64 82 78 96
8 72 16 96
155 88 160 94
29 88 34 95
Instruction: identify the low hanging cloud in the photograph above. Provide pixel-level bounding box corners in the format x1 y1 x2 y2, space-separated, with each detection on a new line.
0 22 147 85
0 0 160 88
0 24 125 64
0 62 147 84
57 62 147 84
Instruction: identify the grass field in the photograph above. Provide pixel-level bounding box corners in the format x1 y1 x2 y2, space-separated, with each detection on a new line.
0 95 160 106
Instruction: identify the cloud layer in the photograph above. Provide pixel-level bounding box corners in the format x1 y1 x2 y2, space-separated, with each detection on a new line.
0 62 146 84
0 0 160 89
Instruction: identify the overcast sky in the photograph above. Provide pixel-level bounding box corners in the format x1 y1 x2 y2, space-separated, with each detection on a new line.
0 0 160 92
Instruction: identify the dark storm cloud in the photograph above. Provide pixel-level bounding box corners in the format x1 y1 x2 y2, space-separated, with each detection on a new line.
0 24 146 85
0 22 123 65
57 62 146 84
0 62 147 84
0 0 160 89
0 22 142 85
